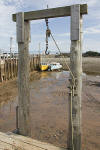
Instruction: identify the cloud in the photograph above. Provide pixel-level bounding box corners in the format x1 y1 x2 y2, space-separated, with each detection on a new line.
0 0 100 53
84 38 100 52
85 0 98 7
3 0 99 10
0 1 16 33
0 1 16 51
85 24 100 34
55 33 70 37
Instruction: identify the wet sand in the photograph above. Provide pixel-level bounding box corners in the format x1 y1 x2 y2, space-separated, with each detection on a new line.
0 71 100 150
42 57 100 75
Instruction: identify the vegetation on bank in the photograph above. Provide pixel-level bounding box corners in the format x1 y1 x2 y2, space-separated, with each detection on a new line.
55 51 100 57
83 51 100 57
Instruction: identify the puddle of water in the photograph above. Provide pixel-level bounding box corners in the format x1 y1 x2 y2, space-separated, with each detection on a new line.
0 71 69 133
0 69 100 150
1 70 99 135
0 98 18 132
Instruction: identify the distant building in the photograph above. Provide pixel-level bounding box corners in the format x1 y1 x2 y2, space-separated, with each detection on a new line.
0 52 18 59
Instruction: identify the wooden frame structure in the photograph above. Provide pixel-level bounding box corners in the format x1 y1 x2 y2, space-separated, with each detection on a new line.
12 4 88 150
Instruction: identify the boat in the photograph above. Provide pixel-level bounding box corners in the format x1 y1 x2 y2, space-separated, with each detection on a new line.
40 63 49 71
49 62 62 71
40 62 62 71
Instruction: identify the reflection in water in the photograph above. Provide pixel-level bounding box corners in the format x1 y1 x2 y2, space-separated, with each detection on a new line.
0 98 18 132
0 71 69 133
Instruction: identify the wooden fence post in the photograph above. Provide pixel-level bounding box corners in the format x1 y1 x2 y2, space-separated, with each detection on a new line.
16 12 31 136
68 5 82 150
0 60 5 82
0 56 1 82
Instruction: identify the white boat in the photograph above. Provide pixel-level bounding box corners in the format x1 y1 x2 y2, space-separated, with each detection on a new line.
49 62 62 71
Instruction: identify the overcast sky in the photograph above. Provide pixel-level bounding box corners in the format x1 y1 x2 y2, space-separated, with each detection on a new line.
0 0 100 54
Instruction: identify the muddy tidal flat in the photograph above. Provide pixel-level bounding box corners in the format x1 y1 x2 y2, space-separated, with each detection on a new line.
0 71 100 150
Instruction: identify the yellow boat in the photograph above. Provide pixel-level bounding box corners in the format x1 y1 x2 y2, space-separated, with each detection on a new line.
40 63 49 71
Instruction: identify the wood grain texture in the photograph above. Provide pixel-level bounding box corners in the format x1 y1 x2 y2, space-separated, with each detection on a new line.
13 4 88 22
68 5 82 150
71 5 80 40
16 12 24 43
0 132 66 150
17 13 31 136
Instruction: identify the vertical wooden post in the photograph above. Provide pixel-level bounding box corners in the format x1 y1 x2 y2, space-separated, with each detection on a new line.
16 58 18 77
80 15 83 76
0 55 1 81
68 5 82 150
16 12 31 136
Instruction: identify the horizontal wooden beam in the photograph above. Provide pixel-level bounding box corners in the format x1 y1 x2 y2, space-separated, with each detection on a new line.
12 4 88 22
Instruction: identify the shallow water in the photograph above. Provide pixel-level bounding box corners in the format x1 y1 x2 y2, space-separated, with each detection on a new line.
0 71 100 149
0 71 99 134
0 71 69 133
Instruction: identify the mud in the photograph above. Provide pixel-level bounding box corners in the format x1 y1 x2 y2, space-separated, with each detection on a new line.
0 71 100 150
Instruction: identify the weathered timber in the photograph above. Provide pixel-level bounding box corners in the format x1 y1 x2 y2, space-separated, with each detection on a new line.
80 15 83 75
16 12 24 43
0 56 40 82
0 132 66 150
12 4 88 149
68 5 82 150
13 4 88 22
70 5 80 40
17 12 31 136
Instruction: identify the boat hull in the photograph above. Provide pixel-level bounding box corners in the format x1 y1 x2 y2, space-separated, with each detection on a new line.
50 64 62 71
40 65 49 71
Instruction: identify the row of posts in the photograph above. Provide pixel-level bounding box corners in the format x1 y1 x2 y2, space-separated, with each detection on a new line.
0 55 40 82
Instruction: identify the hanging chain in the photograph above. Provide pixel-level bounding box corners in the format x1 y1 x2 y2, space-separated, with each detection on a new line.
45 18 51 55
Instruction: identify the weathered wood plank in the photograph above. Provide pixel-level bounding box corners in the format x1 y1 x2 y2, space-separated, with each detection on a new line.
0 132 66 150
71 5 80 40
13 4 88 22
0 141 15 150
7 132 65 150
68 4 82 150
17 13 31 136
16 12 24 43
0 132 43 150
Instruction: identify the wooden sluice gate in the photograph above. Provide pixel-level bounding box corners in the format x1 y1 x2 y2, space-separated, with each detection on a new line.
0 4 88 150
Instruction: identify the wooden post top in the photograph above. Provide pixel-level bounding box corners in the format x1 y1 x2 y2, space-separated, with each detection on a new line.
12 4 88 22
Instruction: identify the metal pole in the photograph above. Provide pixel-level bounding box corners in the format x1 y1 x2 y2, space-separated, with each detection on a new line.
10 37 13 58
